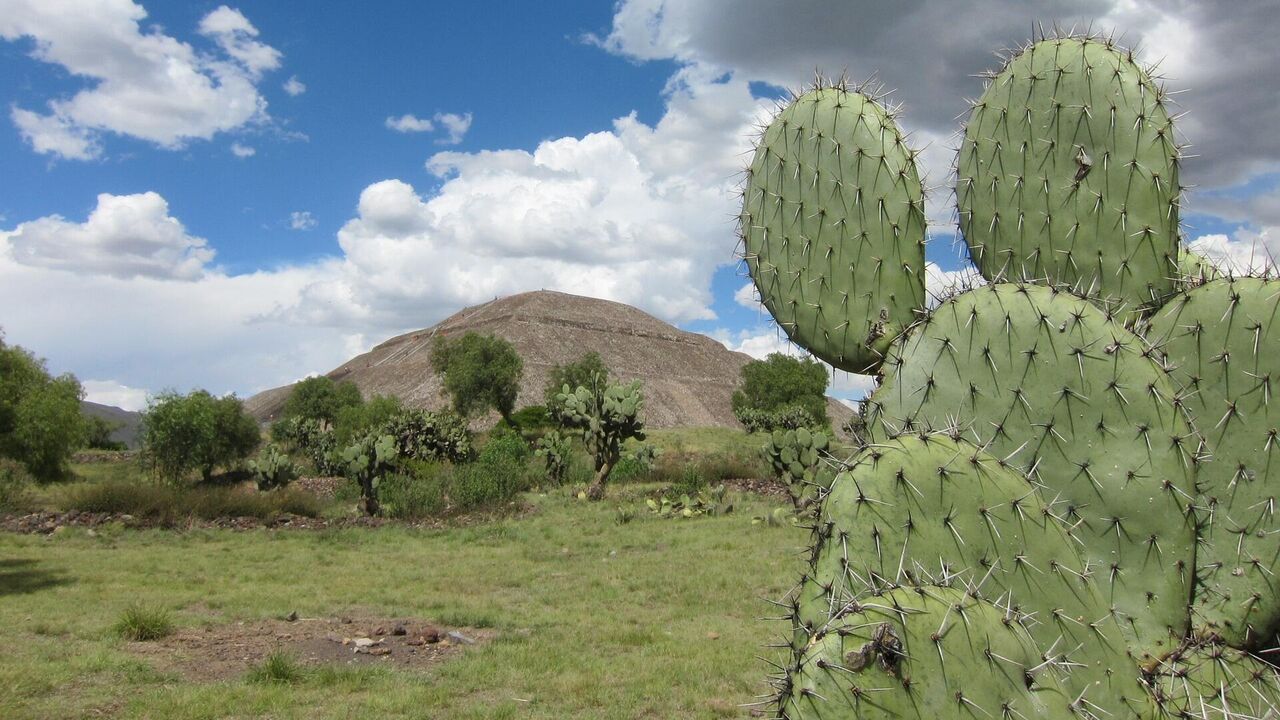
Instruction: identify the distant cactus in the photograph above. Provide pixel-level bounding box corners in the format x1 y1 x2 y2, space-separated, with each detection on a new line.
761 427 831 512
740 33 1280 720
534 429 572 486
340 433 397 516
554 375 645 500
248 443 296 491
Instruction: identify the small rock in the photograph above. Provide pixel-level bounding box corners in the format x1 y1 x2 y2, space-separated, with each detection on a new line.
374 626 386 636
447 631 475 645
340 617 353 624
421 625 444 643
368 646 391 656
324 633 343 644
406 638 424 647
391 624 407 636
706 632 720 640
285 611 298 622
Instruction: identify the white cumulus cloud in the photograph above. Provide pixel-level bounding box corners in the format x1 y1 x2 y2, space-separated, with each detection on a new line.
433 112 472 145
385 114 434 133
230 142 256 158
1 0 282 159
0 192 215 280
282 76 306 97
289 211 317 231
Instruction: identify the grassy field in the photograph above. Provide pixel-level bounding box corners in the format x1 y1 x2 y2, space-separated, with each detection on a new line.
0 481 808 718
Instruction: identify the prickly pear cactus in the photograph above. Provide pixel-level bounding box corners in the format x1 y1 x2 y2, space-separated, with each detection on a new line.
740 80 927 374
762 426 832 511
555 376 645 500
249 443 296 491
740 33 1280 720
958 36 1182 316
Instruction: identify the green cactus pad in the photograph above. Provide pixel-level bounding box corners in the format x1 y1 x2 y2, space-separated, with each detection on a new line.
1148 278 1280 647
781 587 1083 720
741 84 926 373
763 427 833 510
958 37 1181 315
865 284 1197 659
789 435 1141 711
1149 643 1280 719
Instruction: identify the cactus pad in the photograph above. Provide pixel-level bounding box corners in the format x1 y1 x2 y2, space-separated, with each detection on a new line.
958 38 1181 314
865 284 1197 657
1149 277 1280 647
741 83 927 373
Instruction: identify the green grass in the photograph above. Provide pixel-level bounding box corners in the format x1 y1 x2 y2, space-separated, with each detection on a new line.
247 650 305 684
0 486 807 719
113 604 174 641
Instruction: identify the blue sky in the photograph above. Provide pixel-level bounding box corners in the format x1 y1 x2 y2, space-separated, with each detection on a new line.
0 1 1277 410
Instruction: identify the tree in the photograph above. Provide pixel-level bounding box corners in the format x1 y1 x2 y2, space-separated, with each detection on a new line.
141 390 260 483
283 376 362 425
731 353 829 424
430 332 523 422
0 335 86 481
333 394 403 446
544 351 609 413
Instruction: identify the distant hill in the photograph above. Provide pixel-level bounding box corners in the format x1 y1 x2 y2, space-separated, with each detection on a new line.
81 401 143 449
245 290 853 430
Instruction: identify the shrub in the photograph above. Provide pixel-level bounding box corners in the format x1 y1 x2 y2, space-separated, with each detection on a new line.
113 604 173 641
339 433 398 515
555 377 645 500
731 352 829 425
509 405 552 432
379 461 448 519
733 405 821 433
0 335 87 481
140 390 260 483
84 415 127 451
450 428 531 510
333 394 403 446
534 430 572 486
381 409 472 463
0 458 33 512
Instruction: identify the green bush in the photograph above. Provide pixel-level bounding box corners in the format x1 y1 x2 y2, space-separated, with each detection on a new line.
379 461 448 519
731 352 829 425
509 404 552 432
0 335 87 481
113 603 173 641
544 352 609 414
283 376 362 425
450 428 531 510
333 394 403 446
430 332 523 422
733 405 822 433
0 458 33 512
381 409 472 463
84 415 127 451
140 390 260 483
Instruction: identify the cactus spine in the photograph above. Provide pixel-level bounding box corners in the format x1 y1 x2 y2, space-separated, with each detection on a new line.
741 33 1280 720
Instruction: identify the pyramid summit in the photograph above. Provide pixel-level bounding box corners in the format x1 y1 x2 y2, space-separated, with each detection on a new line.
244 290 852 428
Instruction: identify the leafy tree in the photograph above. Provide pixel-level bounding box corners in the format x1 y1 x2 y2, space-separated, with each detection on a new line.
333 394 403 446
544 352 609 413
731 353 829 425
283 376 362 425
84 415 127 451
430 332 523 422
141 390 260 483
0 335 86 480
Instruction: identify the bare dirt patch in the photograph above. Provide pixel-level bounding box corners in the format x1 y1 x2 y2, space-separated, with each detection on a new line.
126 615 493 682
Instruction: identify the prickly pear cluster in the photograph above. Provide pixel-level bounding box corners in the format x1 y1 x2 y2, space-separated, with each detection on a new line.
762 427 833 512
249 443 296 491
341 433 397 516
739 33 1280 720
555 376 645 500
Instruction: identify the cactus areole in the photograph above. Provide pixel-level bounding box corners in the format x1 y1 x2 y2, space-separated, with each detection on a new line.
740 34 1280 720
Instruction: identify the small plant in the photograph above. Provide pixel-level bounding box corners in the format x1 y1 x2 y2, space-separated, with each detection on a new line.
645 484 731 519
614 505 635 525
733 405 820 434
248 444 296 491
247 649 304 684
381 408 473 463
113 603 173 641
450 427 531 510
761 426 832 512
534 430 571 486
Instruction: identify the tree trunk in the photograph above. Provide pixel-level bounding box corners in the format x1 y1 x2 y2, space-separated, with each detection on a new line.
586 460 612 501
361 477 379 516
